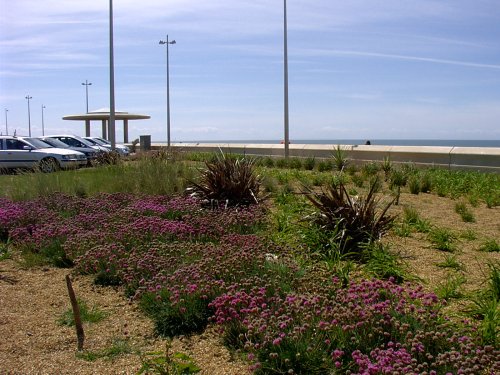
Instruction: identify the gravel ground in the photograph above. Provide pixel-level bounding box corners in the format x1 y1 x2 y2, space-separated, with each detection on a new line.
0 259 249 375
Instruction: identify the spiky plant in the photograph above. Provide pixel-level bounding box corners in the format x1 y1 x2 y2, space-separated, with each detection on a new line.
303 177 396 258
331 145 349 172
188 150 263 207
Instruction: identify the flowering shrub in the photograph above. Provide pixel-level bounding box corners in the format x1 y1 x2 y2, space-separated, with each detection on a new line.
211 278 500 374
3 192 499 374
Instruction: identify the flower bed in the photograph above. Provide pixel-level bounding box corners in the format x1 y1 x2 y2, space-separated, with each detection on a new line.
2 193 498 374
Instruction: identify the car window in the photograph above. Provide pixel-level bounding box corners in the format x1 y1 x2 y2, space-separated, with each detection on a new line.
59 137 80 147
42 138 69 148
23 138 54 148
6 139 28 150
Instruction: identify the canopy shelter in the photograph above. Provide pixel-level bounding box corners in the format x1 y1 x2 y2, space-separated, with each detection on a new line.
62 108 150 143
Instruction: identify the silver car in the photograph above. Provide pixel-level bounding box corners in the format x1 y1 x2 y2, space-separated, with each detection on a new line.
84 136 130 156
0 136 87 173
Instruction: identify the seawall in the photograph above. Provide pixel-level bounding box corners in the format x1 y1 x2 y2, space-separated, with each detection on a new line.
145 143 500 172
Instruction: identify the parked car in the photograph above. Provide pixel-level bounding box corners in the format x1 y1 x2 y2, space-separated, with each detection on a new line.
0 136 87 173
38 136 99 166
83 136 130 156
44 134 110 153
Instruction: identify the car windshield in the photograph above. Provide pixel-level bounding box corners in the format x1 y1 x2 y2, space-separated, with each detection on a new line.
73 136 95 147
84 138 100 145
95 137 111 145
90 138 107 146
23 138 54 149
41 138 69 148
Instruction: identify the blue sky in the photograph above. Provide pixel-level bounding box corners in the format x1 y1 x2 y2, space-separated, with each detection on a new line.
1 0 499 142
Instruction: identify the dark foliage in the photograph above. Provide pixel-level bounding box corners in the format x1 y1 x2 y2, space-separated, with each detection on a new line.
188 150 263 207
303 177 396 257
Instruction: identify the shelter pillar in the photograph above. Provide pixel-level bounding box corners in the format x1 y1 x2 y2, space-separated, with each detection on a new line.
85 120 91 137
102 120 107 139
123 119 129 143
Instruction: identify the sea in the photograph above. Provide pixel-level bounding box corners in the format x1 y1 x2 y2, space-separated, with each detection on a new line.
175 139 500 148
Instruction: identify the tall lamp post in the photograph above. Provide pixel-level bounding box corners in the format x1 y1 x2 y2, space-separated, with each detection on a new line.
283 0 290 158
25 95 32 137
109 0 116 150
4 109 8 135
159 35 176 148
81 80 92 113
41 105 46 136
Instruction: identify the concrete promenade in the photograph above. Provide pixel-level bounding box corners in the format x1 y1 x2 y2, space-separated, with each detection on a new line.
147 142 500 172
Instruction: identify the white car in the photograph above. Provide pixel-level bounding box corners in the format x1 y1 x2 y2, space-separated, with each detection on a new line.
44 134 110 153
0 136 87 173
84 136 130 156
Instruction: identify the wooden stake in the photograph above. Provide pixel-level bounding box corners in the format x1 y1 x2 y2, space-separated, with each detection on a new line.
65 274 85 351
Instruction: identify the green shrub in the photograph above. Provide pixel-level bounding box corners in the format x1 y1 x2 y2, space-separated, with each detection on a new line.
288 157 302 170
58 299 107 326
479 239 500 253
188 151 263 207
455 202 476 223
317 160 332 172
435 273 466 300
138 340 201 374
363 243 408 283
428 227 457 252
408 176 421 195
303 177 395 258
303 157 316 171
331 145 349 172
140 290 212 337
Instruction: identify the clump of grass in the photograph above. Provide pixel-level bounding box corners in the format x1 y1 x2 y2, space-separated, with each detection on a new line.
351 173 364 188
460 229 477 241
479 239 500 252
400 206 432 234
58 298 108 326
77 338 133 361
331 145 349 172
389 168 408 205
428 227 457 252
455 202 476 223
363 242 409 283
466 262 500 346
408 175 421 195
436 254 464 271
435 273 466 300
380 156 392 180
303 157 316 171
316 160 332 172
138 340 201 374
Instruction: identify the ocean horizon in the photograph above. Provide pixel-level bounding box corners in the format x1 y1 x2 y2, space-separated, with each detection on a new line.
170 139 500 148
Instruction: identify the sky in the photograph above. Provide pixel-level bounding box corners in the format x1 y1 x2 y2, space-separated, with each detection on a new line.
1 0 500 142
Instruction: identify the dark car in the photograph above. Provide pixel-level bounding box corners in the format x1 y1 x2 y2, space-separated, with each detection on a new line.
39 136 99 166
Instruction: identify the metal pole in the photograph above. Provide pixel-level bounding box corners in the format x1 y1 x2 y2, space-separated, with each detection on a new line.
25 95 32 137
4 109 8 135
284 0 290 158
167 35 171 148
109 0 116 150
41 105 46 136
159 36 176 148
82 80 92 113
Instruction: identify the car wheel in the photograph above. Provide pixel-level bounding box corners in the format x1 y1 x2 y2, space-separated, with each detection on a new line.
39 157 59 173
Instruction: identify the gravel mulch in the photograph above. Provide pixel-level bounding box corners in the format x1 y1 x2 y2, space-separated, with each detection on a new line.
0 259 249 375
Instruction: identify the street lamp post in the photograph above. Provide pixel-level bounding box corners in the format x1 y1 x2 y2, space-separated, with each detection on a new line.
25 95 32 137
109 0 116 150
81 80 92 113
159 35 176 148
283 0 290 158
4 109 8 135
41 105 46 136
